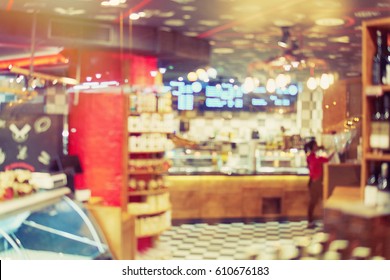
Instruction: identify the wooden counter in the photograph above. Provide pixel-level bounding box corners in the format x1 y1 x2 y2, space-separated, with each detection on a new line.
323 162 361 202
323 200 390 259
166 174 320 221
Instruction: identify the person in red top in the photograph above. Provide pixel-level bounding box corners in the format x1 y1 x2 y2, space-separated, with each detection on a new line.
304 139 335 229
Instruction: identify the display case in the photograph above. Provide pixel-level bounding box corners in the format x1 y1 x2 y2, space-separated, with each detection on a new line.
255 148 309 175
167 147 222 174
0 188 112 260
167 145 308 175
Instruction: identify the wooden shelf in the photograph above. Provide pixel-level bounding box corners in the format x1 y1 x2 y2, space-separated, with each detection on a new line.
129 150 166 154
128 170 167 175
129 111 173 116
361 18 390 203
382 85 390 92
136 225 171 238
128 188 169 197
364 152 390 161
128 206 171 217
127 93 173 247
365 85 390 96
363 18 390 28
129 131 172 134
0 188 70 217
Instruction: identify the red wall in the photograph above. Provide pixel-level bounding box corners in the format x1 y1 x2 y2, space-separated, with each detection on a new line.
66 51 157 206
68 92 126 206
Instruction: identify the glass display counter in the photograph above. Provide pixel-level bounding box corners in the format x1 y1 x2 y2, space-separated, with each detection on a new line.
0 188 112 260
167 144 308 175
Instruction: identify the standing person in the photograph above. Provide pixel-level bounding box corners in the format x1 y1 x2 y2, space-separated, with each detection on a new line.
304 139 335 229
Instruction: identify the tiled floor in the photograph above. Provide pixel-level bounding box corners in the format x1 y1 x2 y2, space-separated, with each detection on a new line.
136 220 324 260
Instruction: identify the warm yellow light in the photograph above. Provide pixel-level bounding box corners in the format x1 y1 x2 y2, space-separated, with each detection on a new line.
276 74 290 88
266 78 276 93
307 77 318 90
206 67 217 79
129 13 140 20
187 72 198 82
196 68 208 81
320 73 330 89
242 77 256 93
328 73 335 85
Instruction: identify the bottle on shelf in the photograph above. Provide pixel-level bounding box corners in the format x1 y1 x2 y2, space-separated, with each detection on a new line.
376 162 390 209
380 94 390 150
370 96 383 150
377 162 388 189
372 30 387 85
384 32 390 85
364 162 378 207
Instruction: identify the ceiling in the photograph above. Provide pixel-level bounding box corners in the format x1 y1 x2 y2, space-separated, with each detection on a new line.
1 0 390 83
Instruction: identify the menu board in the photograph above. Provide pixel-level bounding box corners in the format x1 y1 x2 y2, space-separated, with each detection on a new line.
168 81 300 112
0 108 63 172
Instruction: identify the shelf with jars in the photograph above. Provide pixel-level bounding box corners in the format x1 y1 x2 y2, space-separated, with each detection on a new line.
127 90 174 246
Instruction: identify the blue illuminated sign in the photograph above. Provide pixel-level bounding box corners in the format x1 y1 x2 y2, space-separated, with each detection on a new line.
178 94 194 110
167 80 300 112
252 99 268 106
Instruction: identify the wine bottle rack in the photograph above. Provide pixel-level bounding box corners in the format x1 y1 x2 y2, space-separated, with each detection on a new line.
361 18 390 200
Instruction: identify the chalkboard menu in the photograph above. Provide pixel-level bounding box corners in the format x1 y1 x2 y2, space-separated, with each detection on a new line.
0 107 63 172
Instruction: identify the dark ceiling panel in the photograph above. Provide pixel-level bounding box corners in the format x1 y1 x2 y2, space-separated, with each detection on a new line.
0 0 389 80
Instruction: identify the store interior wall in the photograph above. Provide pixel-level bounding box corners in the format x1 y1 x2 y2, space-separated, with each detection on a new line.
175 87 324 145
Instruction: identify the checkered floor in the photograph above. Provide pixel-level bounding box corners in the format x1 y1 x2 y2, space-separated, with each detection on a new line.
136 220 324 260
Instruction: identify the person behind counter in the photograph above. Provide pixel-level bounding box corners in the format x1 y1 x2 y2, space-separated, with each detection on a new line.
304 139 335 229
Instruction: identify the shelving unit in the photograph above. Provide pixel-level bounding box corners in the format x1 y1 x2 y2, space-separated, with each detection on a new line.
127 92 174 250
320 17 390 260
361 18 390 199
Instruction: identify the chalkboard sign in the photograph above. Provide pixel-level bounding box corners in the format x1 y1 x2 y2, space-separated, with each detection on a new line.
0 110 63 172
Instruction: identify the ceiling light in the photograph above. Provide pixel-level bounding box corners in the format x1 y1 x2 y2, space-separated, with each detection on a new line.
315 18 345 27
266 79 276 93
196 68 207 81
213 48 234 54
187 72 198 82
307 77 318 90
291 61 300 68
101 0 126 7
276 74 291 88
242 77 256 93
129 13 140 20
164 19 186 27
207 67 217 79
320 73 330 90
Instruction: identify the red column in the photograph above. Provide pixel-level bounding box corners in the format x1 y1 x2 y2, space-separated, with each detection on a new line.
68 92 126 207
